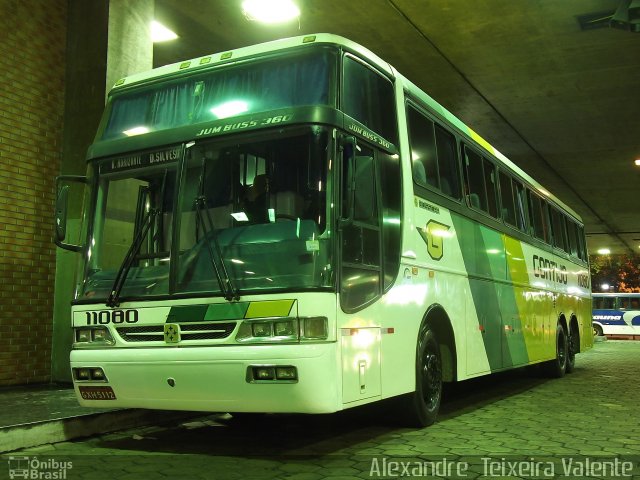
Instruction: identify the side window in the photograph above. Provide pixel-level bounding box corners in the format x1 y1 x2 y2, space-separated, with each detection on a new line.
407 106 461 199
514 180 528 233
499 172 517 227
528 190 550 243
434 124 461 198
618 297 630 310
343 56 397 145
566 219 579 257
550 207 569 252
594 297 615 309
483 158 498 218
463 147 486 212
576 224 587 261
407 107 438 190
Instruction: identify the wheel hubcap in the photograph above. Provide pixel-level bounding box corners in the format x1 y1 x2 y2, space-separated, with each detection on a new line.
421 352 441 409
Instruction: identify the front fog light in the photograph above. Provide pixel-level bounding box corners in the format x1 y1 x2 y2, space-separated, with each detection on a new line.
253 367 275 380
75 368 90 381
276 366 297 380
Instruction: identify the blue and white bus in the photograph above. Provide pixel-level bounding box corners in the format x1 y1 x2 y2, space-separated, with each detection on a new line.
592 293 640 337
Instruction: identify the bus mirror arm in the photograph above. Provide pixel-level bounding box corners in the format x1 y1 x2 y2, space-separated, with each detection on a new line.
339 135 357 227
55 175 88 252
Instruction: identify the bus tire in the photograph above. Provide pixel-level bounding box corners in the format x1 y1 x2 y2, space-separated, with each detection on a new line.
593 324 603 337
400 327 442 427
566 328 578 373
545 323 568 378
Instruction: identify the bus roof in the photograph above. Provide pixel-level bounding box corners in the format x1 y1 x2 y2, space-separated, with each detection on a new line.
110 33 582 223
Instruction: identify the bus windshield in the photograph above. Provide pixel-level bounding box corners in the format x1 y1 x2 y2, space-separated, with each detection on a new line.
81 126 333 301
100 48 336 141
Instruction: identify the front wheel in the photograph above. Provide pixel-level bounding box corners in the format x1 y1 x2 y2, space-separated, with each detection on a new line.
593 324 603 337
545 323 568 378
399 327 442 427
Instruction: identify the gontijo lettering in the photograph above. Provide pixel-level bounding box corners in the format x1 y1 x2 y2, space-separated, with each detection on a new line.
532 255 568 284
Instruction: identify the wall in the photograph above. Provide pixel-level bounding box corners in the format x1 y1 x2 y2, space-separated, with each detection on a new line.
0 0 67 385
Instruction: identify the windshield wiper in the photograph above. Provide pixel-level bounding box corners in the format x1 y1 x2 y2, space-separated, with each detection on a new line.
106 208 158 308
194 195 240 301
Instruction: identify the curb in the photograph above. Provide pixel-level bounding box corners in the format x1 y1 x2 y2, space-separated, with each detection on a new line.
0 409 198 453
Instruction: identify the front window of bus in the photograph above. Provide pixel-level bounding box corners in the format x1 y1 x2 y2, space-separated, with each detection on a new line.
177 126 333 295
100 48 335 140
82 157 178 300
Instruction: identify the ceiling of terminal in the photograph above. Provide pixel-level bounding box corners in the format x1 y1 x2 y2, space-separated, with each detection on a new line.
153 0 640 254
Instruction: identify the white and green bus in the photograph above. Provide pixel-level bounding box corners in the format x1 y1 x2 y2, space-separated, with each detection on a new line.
55 34 592 426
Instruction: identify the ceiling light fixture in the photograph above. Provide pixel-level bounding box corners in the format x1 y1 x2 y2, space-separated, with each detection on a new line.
597 248 611 255
242 0 300 24
634 158 640 166
151 20 178 42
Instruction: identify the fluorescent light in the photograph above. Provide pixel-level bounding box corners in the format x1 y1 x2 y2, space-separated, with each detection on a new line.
635 159 640 166
123 126 149 136
242 0 300 24
151 21 178 42
210 100 249 119
597 248 611 255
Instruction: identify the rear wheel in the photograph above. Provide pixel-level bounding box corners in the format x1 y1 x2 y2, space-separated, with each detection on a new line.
593 324 603 337
545 323 568 378
400 327 442 427
566 328 578 373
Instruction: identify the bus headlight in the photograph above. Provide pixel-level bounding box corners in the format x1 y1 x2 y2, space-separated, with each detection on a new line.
300 316 328 340
236 318 299 343
74 327 114 346
235 317 329 343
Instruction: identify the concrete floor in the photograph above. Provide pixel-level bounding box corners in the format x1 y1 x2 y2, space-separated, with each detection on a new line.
4 340 640 479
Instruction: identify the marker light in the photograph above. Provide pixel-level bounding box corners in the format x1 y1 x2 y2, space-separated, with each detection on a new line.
242 0 300 23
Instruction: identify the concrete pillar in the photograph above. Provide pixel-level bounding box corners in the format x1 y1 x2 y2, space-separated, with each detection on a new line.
52 0 154 382
106 0 154 95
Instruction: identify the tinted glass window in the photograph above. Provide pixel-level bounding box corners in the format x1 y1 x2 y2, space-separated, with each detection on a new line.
567 220 579 257
593 296 615 309
550 207 568 252
434 124 460 198
464 147 487 212
499 172 517 227
407 107 437 189
483 158 498 218
343 56 397 144
379 151 402 290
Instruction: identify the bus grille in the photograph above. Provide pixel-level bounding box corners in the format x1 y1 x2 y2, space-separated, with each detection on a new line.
116 322 237 342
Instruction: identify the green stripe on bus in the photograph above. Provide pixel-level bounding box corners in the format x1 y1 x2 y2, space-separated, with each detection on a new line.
245 300 295 319
452 215 531 370
166 305 208 323
205 302 249 321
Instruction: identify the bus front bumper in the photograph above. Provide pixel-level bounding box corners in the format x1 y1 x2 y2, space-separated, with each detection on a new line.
70 342 339 414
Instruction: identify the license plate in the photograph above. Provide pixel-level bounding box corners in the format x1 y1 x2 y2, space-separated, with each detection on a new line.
78 386 117 400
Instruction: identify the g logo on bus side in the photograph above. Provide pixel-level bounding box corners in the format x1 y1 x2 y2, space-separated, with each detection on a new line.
419 220 451 261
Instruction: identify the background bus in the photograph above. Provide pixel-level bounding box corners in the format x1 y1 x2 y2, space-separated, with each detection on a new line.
592 293 640 337
55 33 592 427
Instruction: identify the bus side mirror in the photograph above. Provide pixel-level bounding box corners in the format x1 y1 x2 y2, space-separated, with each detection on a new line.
55 175 88 252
